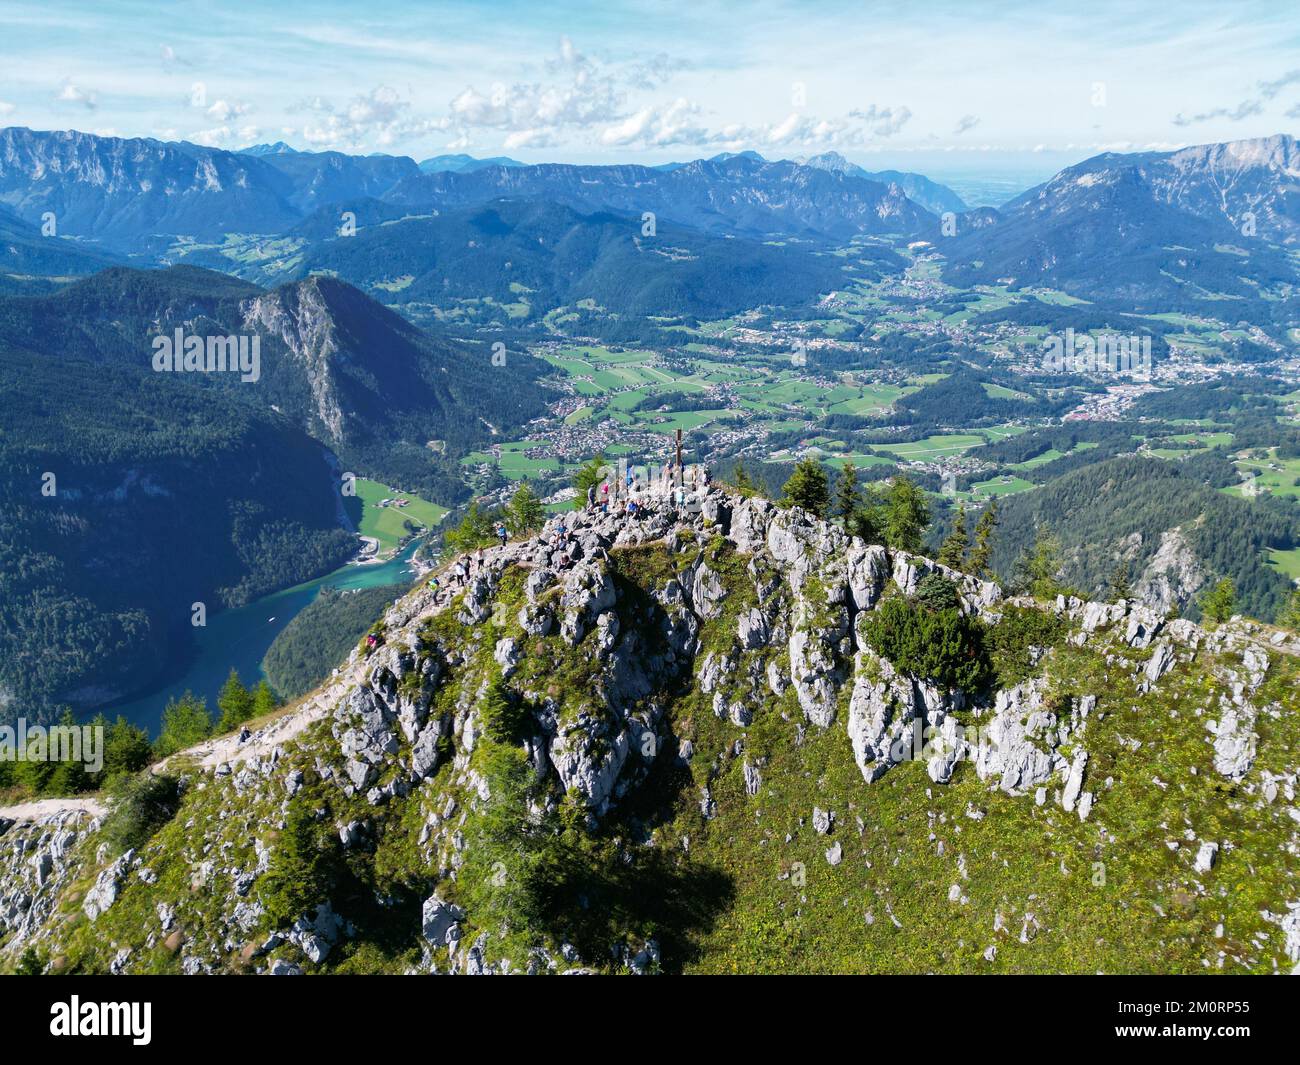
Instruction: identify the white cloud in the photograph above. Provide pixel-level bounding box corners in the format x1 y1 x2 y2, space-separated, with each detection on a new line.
600 99 712 147
503 128 560 150
847 105 912 138
299 85 448 149
56 79 98 109
953 114 980 136
188 124 261 148
0 101 14 116
599 102 913 152
206 99 251 122
1173 99 1264 126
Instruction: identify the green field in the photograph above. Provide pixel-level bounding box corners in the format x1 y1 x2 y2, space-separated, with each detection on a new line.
354 478 448 555
461 440 562 480
874 433 988 460
1266 547 1300 581
966 475 1036 499
1223 449 1300 500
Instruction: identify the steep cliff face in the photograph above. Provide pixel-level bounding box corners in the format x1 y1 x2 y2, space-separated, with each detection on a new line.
0 127 300 248
1135 526 1208 614
4 488 1300 975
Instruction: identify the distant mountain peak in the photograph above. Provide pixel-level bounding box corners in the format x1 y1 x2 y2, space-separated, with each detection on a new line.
417 154 526 174
240 141 300 156
802 150 856 172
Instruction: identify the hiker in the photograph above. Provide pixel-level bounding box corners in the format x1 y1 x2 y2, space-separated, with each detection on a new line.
586 484 596 510
495 521 507 547
427 575 440 593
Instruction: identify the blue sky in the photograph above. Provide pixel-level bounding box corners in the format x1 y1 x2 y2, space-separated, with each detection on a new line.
1 0 1297 173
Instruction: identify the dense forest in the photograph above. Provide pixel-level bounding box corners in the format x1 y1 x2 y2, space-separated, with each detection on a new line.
989 455 1299 619
0 349 355 725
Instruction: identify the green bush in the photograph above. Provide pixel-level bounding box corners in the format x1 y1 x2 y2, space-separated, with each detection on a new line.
861 595 991 692
986 605 1066 687
479 670 530 744
258 798 334 930
101 771 182 854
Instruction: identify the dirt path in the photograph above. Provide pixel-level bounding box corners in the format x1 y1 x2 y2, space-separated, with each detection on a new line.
0 796 105 825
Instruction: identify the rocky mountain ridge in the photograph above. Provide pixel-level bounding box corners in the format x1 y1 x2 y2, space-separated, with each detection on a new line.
3 486 1300 974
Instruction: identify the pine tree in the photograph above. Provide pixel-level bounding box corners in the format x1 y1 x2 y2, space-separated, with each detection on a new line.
883 475 930 553
216 669 254 732
571 454 608 509
251 680 279 717
1014 529 1065 599
1199 577 1236 624
154 693 212 760
507 480 546 535
102 715 152 781
444 500 501 552
781 458 831 517
847 495 886 546
732 461 757 498
834 461 861 523
966 500 999 577
1108 559 1132 602
479 668 527 744
43 708 90 795
937 503 969 570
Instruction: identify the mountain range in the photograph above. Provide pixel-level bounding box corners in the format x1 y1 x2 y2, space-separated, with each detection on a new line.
0 128 950 254
944 134 1300 308
183 198 892 322
5 127 1298 313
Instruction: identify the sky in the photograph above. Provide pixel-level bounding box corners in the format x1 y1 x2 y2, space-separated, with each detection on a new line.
1 0 1297 179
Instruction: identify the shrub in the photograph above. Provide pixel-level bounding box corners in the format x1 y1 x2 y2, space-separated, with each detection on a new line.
258 798 334 930
479 670 529 744
861 595 991 692
986 605 1067 687
101 771 182 854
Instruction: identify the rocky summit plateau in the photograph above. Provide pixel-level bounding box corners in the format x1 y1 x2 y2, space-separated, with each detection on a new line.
3 486 1298 975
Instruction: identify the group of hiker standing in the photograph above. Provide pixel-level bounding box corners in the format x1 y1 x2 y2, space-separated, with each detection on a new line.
584 460 709 514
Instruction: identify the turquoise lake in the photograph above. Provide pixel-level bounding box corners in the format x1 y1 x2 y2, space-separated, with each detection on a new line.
102 540 422 735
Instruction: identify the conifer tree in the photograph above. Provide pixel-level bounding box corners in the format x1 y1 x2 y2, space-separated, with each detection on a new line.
781 458 831 518
217 669 254 732
937 503 969 570
835 461 861 523
966 500 999 577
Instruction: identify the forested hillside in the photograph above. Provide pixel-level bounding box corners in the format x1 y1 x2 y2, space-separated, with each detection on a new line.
989 456 1299 619
0 350 355 724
